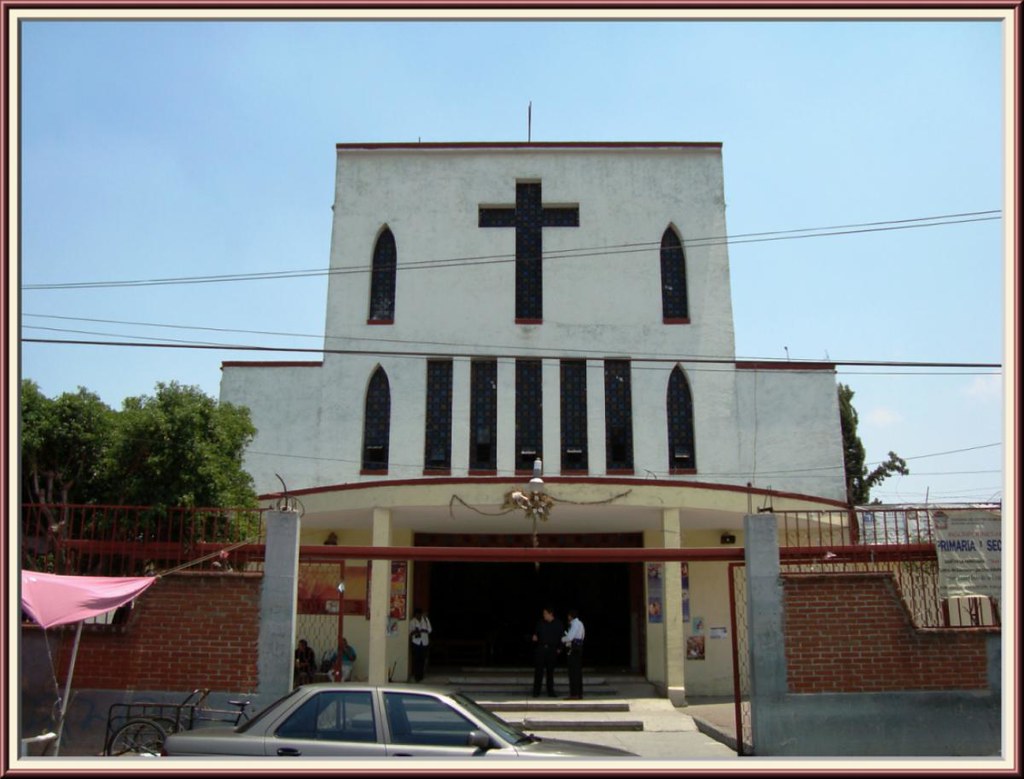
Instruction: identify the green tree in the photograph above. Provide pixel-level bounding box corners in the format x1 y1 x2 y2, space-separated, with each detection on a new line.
20 379 115 505
107 381 257 508
20 379 257 509
838 383 909 505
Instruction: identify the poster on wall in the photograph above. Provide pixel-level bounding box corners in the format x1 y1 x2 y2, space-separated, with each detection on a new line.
709 626 728 640
681 562 690 623
647 562 664 623
366 561 409 620
297 563 343 615
932 510 1001 603
686 635 705 660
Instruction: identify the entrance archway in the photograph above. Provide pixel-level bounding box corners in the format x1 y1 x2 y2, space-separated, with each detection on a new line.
413 533 644 670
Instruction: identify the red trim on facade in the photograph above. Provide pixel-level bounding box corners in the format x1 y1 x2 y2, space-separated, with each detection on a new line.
261 475 849 509
662 317 691 325
422 469 452 476
367 319 395 326
221 361 323 369
467 469 498 476
515 318 543 325
359 469 389 476
606 468 635 476
735 361 836 371
669 468 698 475
560 470 589 476
337 142 722 151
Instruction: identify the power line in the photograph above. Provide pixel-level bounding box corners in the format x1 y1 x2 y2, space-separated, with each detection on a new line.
20 337 1003 370
19 316 1005 373
21 210 1001 291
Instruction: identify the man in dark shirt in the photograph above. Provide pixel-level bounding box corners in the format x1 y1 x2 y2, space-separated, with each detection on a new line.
294 639 316 686
531 607 564 697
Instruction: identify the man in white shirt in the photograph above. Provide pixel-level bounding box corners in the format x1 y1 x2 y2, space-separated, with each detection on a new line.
561 609 586 699
410 607 432 682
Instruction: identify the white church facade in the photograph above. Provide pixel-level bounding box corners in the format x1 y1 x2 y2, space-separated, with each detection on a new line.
220 142 848 698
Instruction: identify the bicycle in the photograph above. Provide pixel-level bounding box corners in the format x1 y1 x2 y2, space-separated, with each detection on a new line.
104 688 252 756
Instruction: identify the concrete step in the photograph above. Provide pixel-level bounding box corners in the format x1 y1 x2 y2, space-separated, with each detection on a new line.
511 718 644 732
482 701 630 712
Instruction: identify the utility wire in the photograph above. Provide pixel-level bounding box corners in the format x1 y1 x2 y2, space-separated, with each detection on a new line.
21 210 1001 291
20 337 1003 370
19 317 1005 373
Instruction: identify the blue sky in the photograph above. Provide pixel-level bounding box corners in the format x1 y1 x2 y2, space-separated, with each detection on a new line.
16 14 1008 505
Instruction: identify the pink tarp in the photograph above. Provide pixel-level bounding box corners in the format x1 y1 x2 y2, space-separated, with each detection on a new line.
20 571 156 629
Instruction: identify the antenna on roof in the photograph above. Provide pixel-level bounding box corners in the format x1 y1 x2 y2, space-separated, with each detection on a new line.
528 101 532 142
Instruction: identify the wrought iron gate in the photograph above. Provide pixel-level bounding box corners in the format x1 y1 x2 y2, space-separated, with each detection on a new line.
727 561 752 755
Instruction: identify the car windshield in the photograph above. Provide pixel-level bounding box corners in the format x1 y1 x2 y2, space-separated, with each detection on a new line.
451 692 533 744
235 688 305 733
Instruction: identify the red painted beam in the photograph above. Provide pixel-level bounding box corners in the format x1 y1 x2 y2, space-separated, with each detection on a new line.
292 545 746 563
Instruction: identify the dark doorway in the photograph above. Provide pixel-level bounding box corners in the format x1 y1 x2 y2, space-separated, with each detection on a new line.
426 561 636 668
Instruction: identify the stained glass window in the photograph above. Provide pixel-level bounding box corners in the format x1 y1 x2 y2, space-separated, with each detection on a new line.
661 227 689 321
470 360 498 472
424 361 453 472
515 359 543 472
369 227 396 322
362 366 391 471
604 360 634 471
667 365 696 472
560 360 588 472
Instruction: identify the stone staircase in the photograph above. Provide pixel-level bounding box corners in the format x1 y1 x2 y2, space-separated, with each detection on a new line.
430 666 663 732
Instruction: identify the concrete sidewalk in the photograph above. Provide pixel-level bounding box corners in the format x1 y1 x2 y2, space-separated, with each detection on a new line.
467 691 741 760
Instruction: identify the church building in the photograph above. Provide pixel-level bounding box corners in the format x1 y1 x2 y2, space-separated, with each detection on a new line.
220 142 848 699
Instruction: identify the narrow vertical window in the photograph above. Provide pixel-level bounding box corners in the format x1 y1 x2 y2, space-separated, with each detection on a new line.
424 360 453 474
667 365 696 473
362 367 391 472
369 227 396 323
515 359 543 473
469 360 497 473
604 360 634 472
661 227 689 322
560 360 588 473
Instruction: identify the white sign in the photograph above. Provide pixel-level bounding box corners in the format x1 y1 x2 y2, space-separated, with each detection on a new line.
932 510 1001 603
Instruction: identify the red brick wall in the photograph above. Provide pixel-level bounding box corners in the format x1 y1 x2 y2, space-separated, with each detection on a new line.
783 572 991 693
54 572 262 692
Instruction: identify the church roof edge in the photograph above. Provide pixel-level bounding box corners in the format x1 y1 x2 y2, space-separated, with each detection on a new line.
336 141 722 151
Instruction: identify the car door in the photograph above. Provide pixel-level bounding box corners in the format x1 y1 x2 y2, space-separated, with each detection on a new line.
382 691 495 758
266 689 386 757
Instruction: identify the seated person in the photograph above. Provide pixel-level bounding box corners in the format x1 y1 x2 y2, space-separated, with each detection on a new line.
329 637 357 682
294 639 316 686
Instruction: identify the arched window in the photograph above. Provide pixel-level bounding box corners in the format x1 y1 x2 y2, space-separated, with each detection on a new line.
661 227 689 322
369 227 396 323
362 367 391 472
667 365 696 473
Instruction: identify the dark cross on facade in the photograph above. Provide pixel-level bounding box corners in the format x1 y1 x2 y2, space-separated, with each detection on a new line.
479 181 579 322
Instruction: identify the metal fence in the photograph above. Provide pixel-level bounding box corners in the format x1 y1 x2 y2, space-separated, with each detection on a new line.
775 506 1001 630
20 503 266 578
730 505 1000 756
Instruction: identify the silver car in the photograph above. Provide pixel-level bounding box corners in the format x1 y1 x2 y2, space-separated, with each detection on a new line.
161 683 635 759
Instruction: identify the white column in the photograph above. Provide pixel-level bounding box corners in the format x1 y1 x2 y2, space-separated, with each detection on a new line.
451 357 471 474
662 508 687 706
368 507 393 684
496 357 515 475
587 359 607 475
542 359 561 473
257 509 302 697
